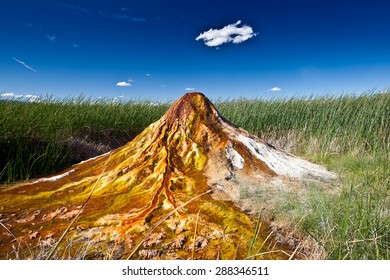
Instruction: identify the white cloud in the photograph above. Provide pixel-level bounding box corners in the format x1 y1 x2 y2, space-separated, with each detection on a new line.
116 80 133 87
72 43 80 48
12 57 37 72
0 93 39 102
268 87 282 92
185 87 195 91
132 17 146 22
97 11 108 18
24 94 37 98
64 4 90 14
1 92 15 98
24 94 40 102
113 14 129 20
196 20 257 47
146 73 151 77
116 81 130 87
47 35 56 42
113 14 146 22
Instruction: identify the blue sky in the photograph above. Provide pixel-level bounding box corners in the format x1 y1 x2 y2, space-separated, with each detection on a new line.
1 0 390 101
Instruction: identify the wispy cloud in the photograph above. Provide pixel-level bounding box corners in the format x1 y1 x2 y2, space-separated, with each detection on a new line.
113 13 130 20
47 35 56 42
268 87 282 92
196 20 257 47
1 92 39 102
72 43 80 48
0 92 17 98
185 87 195 91
132 17 146 22
116 79 133 87
24 94 40 102
63 4 90 14
120 8 129 12
97 11 108 18
113 14 146 22
12 57 37 72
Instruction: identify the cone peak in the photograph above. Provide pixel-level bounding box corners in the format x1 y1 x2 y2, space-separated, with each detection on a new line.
178 91 207 100
162 92 221 126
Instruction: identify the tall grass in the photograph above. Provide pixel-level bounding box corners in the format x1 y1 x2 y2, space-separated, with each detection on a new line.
302 155 390 259
0 98 169 182
217 91 390 156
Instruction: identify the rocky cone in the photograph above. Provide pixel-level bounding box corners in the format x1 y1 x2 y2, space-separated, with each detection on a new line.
0 92 336 259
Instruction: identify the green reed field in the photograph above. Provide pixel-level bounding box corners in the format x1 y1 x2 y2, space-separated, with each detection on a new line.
1 91 389 259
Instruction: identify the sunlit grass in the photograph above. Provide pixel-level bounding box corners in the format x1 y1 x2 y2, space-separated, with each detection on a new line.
216 91 390 156
0 97 169 182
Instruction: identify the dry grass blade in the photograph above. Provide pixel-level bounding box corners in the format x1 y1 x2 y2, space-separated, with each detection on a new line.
191 210 200 260
126 189 212 260
0 222 23 257
0 221 17 241
346 235 384 244
256 230 275 255
45 153 112 260
288 242 301 260
233 234 244 260
245 250 292 259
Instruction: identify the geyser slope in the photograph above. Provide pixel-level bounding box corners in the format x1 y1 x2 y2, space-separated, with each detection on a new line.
0 92 335 259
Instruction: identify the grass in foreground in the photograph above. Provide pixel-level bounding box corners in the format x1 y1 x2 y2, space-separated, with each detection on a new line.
1 91 389 259
241 151 389 259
